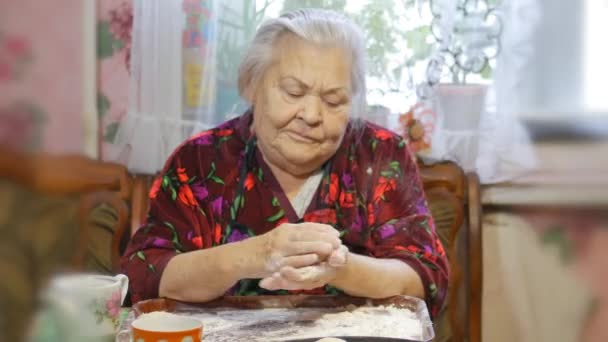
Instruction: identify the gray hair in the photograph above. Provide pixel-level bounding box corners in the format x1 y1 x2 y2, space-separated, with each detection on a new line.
238 8 367 118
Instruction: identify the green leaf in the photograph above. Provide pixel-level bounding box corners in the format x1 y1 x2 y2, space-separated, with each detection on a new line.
480 62 493 79
188 176 197 184
389 161 400 170
97 92 110 119
256 168 264 181
429 283 438 298
206 162 216 180
210 175 225 185
271 196 279 207
223 224 233 244
171 187 177 201
422 260 439 271
218 136 232 144
136 251 146 261
103 122 120 143
148 264 156 273
404 25 432 64
398 140 406 148
97 21 124 59
234 194 242 210
266 209 285 222
161 176 169 190
230 205 236 221
421 219 431 234
380 170 395 178
371 139 378 151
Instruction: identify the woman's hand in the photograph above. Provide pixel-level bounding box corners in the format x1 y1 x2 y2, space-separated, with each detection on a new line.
259 245 348 290
248 222 343 278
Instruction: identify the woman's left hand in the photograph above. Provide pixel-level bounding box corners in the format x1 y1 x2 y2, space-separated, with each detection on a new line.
259 245 348 291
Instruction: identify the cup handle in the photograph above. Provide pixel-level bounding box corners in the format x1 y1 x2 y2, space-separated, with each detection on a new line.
114 274 129 305
115 329 132 342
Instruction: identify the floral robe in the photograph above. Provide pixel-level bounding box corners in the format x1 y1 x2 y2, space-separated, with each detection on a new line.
121 111 449 318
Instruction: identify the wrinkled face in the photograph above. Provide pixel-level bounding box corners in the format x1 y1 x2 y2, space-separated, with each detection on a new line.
247 34 352 177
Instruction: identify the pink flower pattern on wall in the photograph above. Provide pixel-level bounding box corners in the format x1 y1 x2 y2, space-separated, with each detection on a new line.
98 0 133 156
0 35 33 82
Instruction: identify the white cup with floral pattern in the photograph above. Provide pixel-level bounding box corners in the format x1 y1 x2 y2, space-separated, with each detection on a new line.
44 273 129 341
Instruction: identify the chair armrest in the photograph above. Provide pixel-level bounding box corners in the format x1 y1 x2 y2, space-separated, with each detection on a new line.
466 173 483 342
78 192 130 273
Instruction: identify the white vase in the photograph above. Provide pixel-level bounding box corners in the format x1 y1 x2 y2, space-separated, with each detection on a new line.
430 83 489 171
433 83 488 131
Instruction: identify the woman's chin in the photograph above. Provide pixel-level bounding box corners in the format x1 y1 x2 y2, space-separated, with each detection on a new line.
280 153 325 174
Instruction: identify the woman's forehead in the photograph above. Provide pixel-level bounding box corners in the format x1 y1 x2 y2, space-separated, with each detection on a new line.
271 36 352 90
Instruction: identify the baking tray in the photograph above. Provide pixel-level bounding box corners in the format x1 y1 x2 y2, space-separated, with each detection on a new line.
127 295 435 342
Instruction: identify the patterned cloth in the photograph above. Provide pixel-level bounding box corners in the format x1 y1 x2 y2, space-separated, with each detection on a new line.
121 111 449 317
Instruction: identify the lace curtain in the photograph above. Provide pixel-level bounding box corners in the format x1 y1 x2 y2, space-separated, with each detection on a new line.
109 0 225 174
417 0 538 184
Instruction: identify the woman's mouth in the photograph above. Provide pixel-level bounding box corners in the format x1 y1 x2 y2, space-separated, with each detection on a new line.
285 131 319 144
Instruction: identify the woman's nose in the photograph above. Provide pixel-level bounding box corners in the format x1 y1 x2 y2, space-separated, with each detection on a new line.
299 95 323 125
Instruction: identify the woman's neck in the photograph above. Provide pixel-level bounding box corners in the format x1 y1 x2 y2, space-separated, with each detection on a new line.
266 161 312 200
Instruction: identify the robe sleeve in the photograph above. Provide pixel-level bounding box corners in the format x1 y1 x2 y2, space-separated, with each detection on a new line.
120 143 216 303
364 134 449 318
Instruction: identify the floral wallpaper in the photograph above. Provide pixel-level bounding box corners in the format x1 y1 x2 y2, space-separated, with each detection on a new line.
0 0 85 153
98 0 133 159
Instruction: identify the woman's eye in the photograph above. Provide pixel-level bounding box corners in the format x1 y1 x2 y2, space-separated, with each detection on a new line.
324 98 346 108
283 88 304 98
288 92 304 98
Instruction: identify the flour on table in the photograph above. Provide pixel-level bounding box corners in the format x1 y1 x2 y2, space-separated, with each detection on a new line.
177 304 423 341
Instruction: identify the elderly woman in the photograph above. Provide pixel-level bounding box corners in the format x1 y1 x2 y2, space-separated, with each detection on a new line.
121 9 448 318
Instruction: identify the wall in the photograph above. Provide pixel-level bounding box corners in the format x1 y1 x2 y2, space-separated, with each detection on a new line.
0 0 90 154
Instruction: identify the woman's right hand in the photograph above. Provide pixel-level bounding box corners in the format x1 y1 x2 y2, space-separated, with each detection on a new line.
247 222 342 278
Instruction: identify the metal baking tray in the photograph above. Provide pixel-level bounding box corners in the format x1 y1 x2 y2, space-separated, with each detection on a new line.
127 295 435 342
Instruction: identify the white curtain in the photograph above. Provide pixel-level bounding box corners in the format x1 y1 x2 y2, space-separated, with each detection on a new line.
110 0 221 175
422 0 538 184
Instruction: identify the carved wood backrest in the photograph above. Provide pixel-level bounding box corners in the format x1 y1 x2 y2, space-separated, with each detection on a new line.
0 148 131 269
419 161 482 342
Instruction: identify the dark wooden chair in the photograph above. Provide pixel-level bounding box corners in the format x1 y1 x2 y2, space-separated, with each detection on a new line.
419 161 482 342
0 147 131 269
0 148 131 341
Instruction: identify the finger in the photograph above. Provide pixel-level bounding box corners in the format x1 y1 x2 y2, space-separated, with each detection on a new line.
280 265 327 282
328 245 348 267
286 241 334 258
280 253 319 268
261 274 322 291
259 274 281 290
259 273 299 291
296 222 340 236
291 231 342 249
